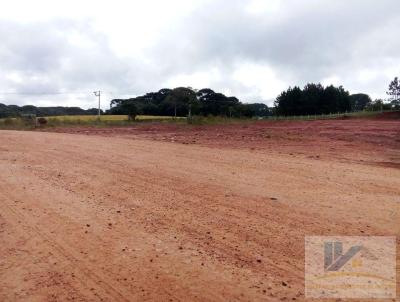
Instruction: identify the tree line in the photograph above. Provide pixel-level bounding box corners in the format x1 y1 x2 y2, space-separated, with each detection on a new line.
0 103 101 119
274 78 400 116
111 79 399 119
1 77 398 119
108 87 270 118
275 84 354 116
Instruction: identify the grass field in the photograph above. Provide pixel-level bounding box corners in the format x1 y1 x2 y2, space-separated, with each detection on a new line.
45 115 186 121
0 110 396 129
0 114 186 129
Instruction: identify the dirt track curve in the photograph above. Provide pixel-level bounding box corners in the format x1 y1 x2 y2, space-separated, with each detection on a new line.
0 122 399 301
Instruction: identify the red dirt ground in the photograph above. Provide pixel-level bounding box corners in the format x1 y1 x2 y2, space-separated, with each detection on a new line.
46 119 400 168
1 118 399 301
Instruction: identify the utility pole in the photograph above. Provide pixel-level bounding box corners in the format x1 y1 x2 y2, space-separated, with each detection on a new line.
174 102 177 118
93 91 101 118
188 103 192 119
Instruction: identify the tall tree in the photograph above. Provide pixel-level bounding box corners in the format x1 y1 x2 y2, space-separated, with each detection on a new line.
120 100 138 120
349 94 372 111
387 77 400 109
387 77 400 102
274 84 351 116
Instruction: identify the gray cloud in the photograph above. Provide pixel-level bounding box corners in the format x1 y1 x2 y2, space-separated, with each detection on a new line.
0 0 399 108
0 20 138 107
151 0 400 94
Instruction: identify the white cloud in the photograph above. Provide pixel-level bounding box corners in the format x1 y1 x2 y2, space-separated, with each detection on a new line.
246 0 282 15
321 76 341 87
232 62 286 103
163 68 222 89
0 0 399 108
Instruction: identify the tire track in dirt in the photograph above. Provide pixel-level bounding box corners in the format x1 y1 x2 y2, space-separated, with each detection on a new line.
0 130 399 301
0 189 137 302
0 159 273 301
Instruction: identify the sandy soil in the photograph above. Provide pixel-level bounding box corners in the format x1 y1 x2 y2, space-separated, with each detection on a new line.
1 119 399 301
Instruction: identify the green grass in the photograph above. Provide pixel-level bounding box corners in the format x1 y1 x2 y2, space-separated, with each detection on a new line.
0 114 251 129
46 115 185 122
0 117 32 129
0 110 395 130
0 115 186 129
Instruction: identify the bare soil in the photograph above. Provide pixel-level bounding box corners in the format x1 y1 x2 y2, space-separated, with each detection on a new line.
1 118 399 301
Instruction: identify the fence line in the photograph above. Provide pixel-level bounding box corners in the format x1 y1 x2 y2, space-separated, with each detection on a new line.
264 109 395 121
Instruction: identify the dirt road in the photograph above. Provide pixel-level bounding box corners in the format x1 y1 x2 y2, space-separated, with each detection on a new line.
0 124 399 301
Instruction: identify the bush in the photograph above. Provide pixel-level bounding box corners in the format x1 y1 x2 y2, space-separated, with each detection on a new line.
4 118 14 126
37 117 48 126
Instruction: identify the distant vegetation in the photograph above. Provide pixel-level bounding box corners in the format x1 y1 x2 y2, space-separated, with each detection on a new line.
275 84 352 116
0 115 185 129
111 80 399 119
273 78 400 116
349 93 372 111
108 87 270 118
0 103 100 118
0 77 398 121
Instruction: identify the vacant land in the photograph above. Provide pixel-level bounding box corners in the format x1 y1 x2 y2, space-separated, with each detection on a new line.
0 115 186 130
0 118 399 301
43 115 185 121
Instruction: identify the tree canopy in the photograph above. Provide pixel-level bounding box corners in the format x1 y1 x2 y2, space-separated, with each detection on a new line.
108 87 270 118
0 103 100 118
387 77 400 109
1 80 396 120
349 93 372 111
274 84 351 115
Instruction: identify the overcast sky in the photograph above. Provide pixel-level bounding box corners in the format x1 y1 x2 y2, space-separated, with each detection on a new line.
0 0 399 109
